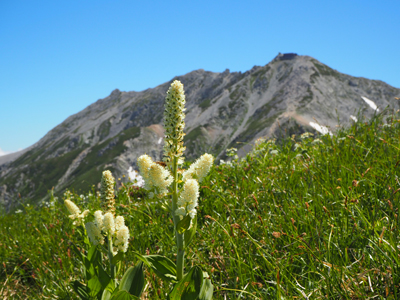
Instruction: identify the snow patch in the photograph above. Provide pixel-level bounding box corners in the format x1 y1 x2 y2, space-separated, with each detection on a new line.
350 115 358 122
127 166 145 187
0 147 12 157
309 122 332 136
361 96 379 112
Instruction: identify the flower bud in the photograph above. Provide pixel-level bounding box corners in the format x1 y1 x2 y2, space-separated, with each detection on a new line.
64 199 80 215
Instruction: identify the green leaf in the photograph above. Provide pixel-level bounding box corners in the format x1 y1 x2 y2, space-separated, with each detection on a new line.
135 253 177 282
98 264 111 289
71 280 90 300
146 255 177 282
198 279 214 300
111 251 124 265
82 255 96 280
184 215 197 248
119 261 145 298
101 289 112 300
71 242 86 261
110 290 140 300
88 275 102 297
88 244 100 263
83 256 91 271
105 279 116 294
84 256 95 279
169 266 203 300
176 214 192 234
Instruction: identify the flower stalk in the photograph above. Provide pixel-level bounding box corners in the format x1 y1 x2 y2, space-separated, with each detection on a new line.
137 80 214 292
107 232 116 279
171 156 185 280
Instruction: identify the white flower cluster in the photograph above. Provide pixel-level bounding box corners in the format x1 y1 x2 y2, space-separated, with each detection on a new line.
85 210 130 253
137 154 173 195
182 153 214 183
114 216 129 253
175 179 199 220
64 199 89 226
219 159 233 167
163 80 186 166
181 154 213 220
101 170 115 213
137 154 153 189
311 138 323 145
300 132 314 139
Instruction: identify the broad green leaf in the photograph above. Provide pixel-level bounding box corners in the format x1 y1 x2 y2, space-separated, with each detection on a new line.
110 290 140 300
111 251 124 265
169 266 203 300
176 214 192 234
98 264 111 289
83 256 96 279
83 256 91 270
84 235 91 247
101 289 112 300
135 253 177 282
71 280 90 300
88 275 102 297
84 257 96 279
119 261 145 298
87 244 97 261
198 279 214 300
105 279 116 294
184 215 197 248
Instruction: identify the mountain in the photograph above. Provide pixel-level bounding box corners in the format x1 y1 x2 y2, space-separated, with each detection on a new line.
1 53 399 211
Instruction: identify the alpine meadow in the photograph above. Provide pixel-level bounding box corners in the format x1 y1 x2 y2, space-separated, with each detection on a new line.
2 72 400 298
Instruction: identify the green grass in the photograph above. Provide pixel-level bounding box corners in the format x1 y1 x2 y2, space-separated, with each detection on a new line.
199 98 212 111
69 126 141 192
98 119 112 141
311 59 341 80
2 147 84 203
184 126 211 160
1 110 400 299
229 102 281 146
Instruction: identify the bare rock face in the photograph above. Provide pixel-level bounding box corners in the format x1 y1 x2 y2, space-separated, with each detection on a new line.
1 54 399 210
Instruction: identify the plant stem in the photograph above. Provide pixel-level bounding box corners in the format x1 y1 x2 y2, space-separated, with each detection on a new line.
171 156 185 281
108 233 115 279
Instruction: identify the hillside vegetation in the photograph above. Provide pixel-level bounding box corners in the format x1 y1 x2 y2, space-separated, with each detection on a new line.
1 110 400 299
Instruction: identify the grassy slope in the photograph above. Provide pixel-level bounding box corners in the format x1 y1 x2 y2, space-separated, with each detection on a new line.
1 110 399 299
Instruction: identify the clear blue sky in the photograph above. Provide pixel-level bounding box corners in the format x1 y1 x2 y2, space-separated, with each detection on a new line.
1 0 399 154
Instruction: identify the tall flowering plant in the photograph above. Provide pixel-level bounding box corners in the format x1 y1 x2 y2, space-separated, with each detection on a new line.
64 171 145 300
136 80 214 299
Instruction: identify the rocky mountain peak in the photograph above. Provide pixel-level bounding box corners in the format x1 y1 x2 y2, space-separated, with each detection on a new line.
1 54 399 211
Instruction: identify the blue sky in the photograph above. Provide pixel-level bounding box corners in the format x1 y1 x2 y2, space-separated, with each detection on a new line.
1 0 399 154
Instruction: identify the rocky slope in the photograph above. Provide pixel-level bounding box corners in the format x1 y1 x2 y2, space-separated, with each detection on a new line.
1 53 399 211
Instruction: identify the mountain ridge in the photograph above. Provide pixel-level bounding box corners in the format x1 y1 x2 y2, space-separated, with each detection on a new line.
1 53 399 211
